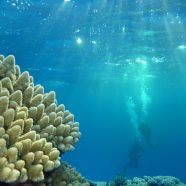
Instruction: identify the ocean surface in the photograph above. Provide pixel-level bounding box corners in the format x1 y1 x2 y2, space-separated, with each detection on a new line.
1 0 186 183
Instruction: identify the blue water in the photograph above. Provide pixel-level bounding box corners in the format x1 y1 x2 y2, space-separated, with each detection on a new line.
1 0 186 183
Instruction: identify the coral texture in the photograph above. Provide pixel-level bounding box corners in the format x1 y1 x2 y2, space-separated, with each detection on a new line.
0 55 81 183
108 176 184 186
44 161 90 186
127 176 182 186
0 161 90 186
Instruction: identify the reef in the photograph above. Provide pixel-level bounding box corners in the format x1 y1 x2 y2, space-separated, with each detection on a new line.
0 55 81 183
107 176 186 186
0 161 90 186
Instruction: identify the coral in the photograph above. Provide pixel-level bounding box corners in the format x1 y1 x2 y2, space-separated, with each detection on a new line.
0 161 90 186
143 176 181 186
44 161 90 186
0 55 81 183
107 176 184 186
127 176 182 186
108 174 127 186
114 174 127 186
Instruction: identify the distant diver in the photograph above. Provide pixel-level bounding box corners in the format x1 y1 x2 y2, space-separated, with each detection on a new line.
137 122 154 149
124 139 145 170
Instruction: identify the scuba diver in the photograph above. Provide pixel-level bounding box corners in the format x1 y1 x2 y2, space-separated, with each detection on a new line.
124 139 145 170
124 121 154 170
137 122 154 149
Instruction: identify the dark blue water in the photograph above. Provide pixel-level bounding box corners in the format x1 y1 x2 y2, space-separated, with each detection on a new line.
1 0 186 182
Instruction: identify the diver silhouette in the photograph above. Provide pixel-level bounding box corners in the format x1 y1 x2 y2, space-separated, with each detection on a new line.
137 122 154 149
124 139 145 170
124 122 154 170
